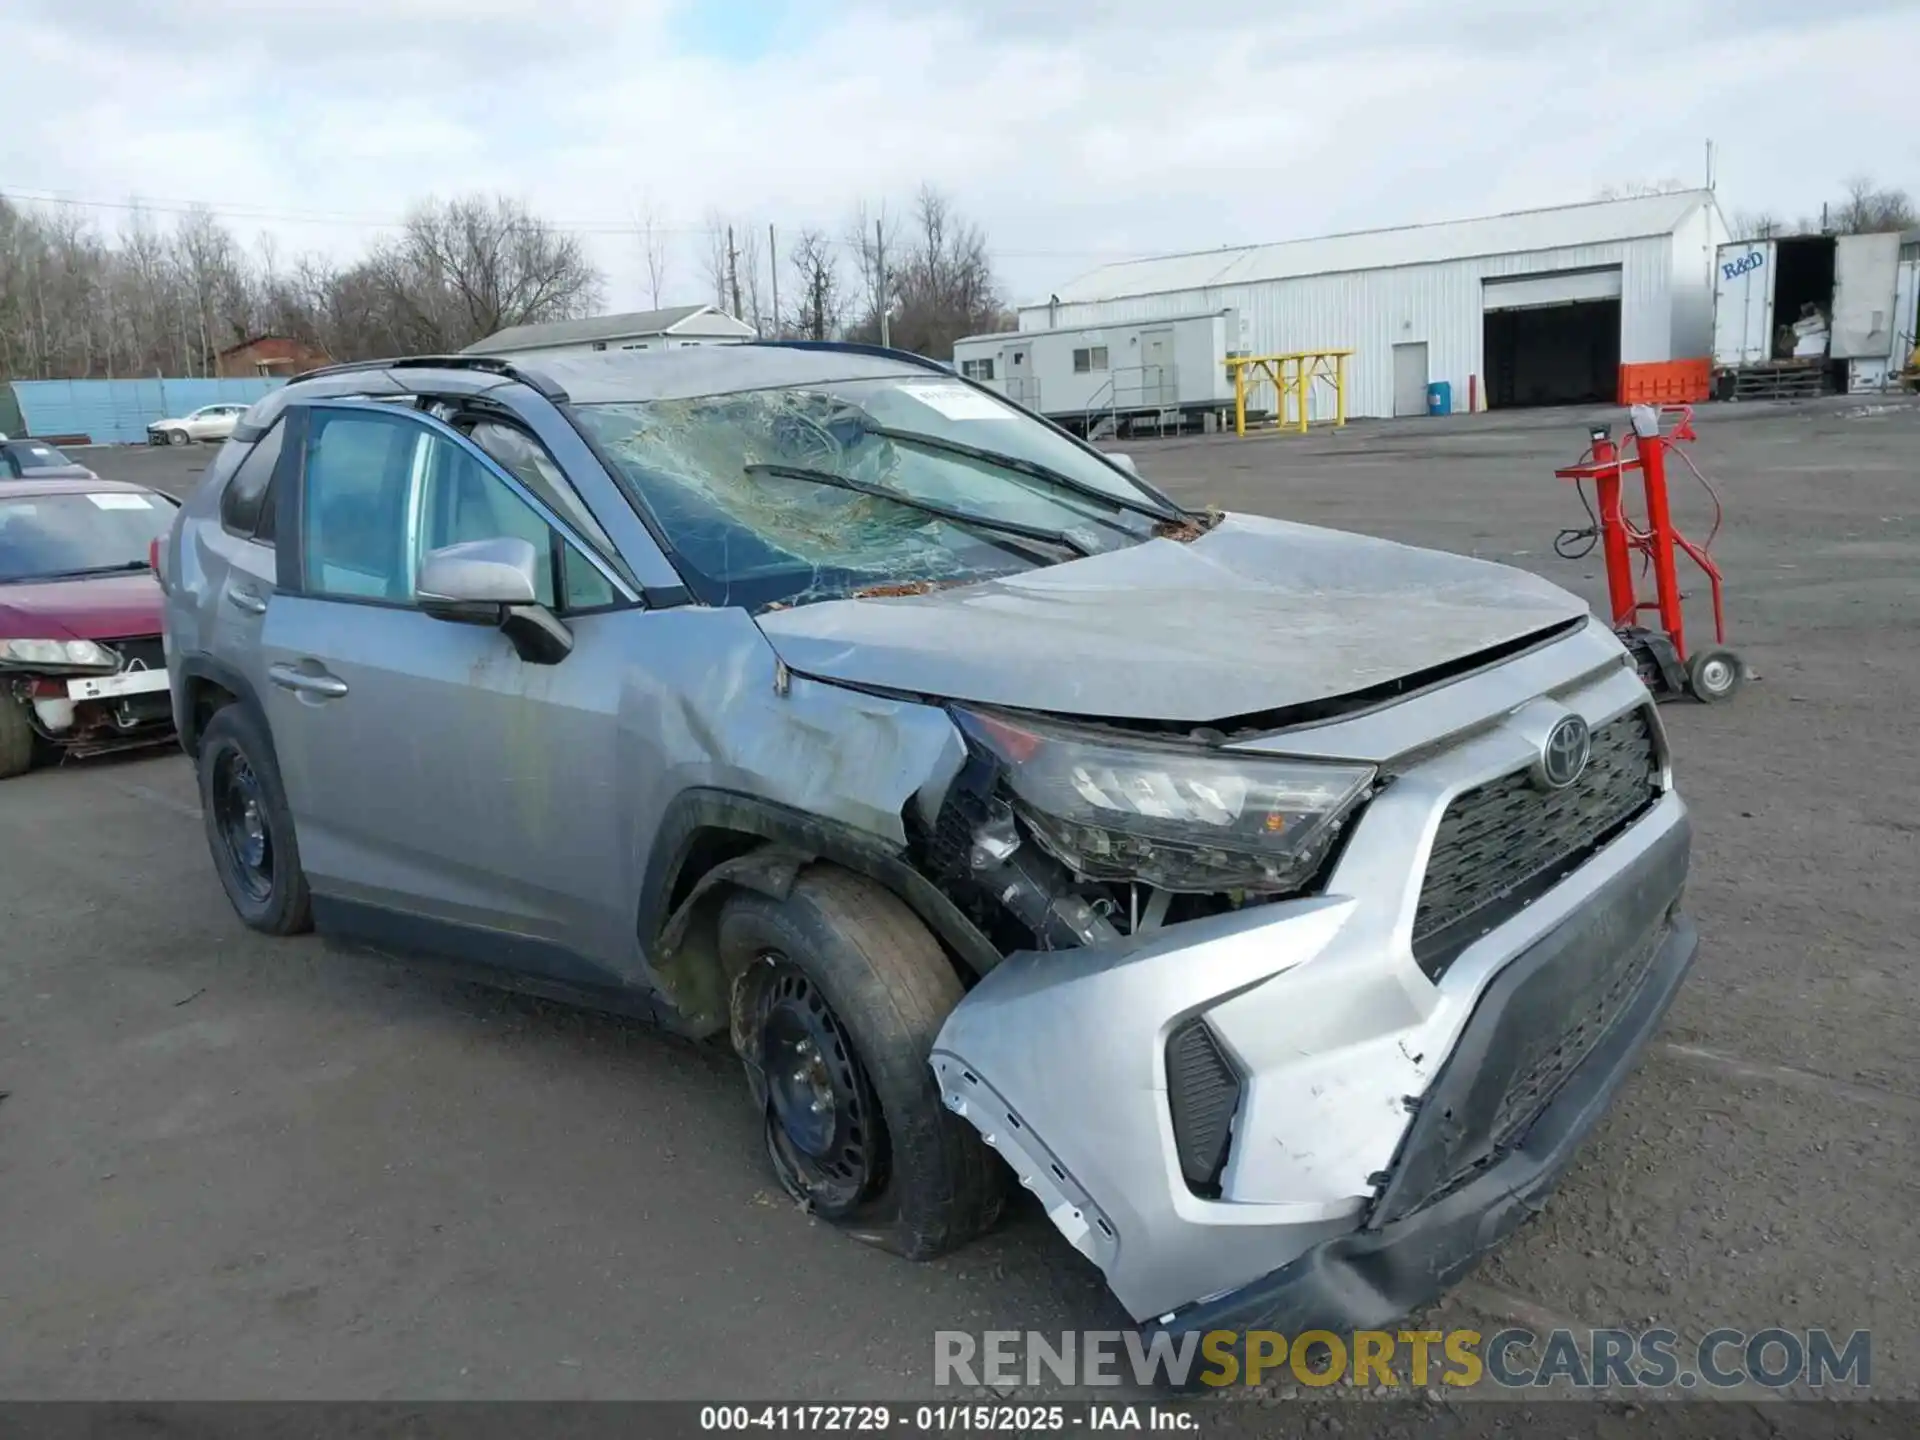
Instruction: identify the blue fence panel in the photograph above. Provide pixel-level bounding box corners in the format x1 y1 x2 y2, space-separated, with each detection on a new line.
8 377 284 445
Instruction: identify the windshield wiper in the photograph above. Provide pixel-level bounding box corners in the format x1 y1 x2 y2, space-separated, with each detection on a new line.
861 425 1186 524
743 463 1095 558
23 561 151 580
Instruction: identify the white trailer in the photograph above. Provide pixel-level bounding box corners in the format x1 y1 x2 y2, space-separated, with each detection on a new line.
950 310 1243 436
1712 232 1918 399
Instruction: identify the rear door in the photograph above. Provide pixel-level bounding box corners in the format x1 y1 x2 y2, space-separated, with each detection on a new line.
259 401 644 983
179 417 288 673
1712 240 1775 366
1831 232 1902 360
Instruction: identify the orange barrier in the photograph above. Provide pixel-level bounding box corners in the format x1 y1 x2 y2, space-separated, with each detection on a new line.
1618 359 1711 406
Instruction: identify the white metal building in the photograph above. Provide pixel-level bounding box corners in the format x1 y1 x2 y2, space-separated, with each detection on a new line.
1019 193 1730 419
465 304 756 359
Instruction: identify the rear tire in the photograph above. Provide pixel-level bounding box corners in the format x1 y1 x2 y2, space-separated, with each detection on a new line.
719 868 1004 1259
0 697 35 779
196 704 312 935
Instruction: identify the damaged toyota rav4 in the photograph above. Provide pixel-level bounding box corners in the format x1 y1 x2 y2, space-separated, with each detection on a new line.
160 344 1695 1340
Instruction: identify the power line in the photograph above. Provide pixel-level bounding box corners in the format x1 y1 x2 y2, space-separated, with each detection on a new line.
0 185 1142 260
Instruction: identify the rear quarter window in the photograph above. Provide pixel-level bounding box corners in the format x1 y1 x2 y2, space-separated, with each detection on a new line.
219 420 286 539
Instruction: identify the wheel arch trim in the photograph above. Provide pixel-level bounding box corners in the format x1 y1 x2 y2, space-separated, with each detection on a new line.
637 788 1001 1036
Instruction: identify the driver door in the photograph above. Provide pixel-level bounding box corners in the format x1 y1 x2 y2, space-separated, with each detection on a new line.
258 401 639 985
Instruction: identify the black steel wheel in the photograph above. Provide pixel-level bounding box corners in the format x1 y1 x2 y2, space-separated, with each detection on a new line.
717 868 1005 1258
1687 647 1744 703
755 958 886 1213
213 749 273 902
196 704 313 935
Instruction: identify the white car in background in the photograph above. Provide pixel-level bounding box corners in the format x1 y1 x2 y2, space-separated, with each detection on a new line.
146 404 250 447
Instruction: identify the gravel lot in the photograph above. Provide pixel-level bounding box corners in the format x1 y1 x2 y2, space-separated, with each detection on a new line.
2 399 1915 1403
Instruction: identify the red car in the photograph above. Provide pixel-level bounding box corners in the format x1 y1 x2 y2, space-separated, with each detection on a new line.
0 477 181 778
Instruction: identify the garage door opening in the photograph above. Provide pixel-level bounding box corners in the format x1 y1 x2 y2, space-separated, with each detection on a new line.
1483 298 1621 409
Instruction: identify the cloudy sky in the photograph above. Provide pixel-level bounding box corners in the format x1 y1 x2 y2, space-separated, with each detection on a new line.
6 0 1916 310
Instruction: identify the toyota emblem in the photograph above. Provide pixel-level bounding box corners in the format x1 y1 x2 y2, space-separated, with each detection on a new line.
1536 715 1591 790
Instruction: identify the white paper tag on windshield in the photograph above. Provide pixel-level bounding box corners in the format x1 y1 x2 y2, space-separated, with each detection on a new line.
86 493 154 510
898 382 1010 421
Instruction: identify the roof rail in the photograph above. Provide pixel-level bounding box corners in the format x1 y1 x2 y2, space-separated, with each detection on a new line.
285 354 569 401
747 339 953 375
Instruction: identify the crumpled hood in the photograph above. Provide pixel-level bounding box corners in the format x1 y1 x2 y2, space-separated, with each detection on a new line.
753 512 1589 724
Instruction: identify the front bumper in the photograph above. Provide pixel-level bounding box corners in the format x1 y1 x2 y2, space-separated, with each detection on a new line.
1150 903 1695 1341
931 655 1693 1326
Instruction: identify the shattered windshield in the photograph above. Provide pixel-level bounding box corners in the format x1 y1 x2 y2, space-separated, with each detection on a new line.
572 376 1164 610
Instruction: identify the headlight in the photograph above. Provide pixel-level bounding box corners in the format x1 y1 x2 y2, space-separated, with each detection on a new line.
955 709 1375 894
0 638 118 671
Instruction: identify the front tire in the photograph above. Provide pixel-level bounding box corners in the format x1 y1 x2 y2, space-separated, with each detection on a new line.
196 704 312 934
0 697 36 779
167 428 190 446
719 869 1004 1259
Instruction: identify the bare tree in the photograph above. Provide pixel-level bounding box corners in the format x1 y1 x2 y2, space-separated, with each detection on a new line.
843 186 1007 359
700 211 733 314
637 200 671 309
786 230 844 340
1833 177 1917 235
365 195 601 352
737 223 768 335
843 200 898 341
1728 210 1784 241
0 192 602 380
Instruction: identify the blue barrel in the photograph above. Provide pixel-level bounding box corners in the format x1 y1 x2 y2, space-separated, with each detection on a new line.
1427 381 1452 416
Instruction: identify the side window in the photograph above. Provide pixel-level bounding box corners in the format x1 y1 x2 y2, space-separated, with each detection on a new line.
219 419 286 538
463 420 617 610
302 406 612 613
301 409 422 601
413 431 558 610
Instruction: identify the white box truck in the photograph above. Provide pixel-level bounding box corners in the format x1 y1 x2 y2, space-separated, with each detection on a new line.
1713 232 1917 400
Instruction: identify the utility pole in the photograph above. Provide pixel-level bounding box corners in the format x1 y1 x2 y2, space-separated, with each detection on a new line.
768 223 779 338
875 217 890 348
726 225 743 320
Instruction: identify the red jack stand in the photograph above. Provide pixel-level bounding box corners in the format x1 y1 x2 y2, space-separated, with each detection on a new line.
1555 404 1745 702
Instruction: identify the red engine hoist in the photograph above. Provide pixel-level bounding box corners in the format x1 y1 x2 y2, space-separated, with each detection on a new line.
1553 404 1745 703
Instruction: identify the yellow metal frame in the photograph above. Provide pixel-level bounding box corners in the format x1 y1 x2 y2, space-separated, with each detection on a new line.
1226 350 1353 436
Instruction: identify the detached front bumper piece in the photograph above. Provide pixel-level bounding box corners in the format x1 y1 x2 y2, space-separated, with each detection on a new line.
931 674 1693 1333
1150 906 1695 1341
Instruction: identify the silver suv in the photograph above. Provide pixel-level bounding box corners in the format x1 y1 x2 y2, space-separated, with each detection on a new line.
159 345 1695 1341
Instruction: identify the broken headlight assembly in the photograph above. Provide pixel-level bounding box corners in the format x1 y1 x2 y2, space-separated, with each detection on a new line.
0 638 118 674
955 709 1375 894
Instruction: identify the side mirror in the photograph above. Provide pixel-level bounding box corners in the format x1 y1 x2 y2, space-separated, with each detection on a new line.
1109 452 1140 477
417 537 572 666
419 536 541 607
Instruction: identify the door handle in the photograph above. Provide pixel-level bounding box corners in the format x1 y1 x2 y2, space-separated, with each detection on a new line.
226 586 269 615
268 663 349 699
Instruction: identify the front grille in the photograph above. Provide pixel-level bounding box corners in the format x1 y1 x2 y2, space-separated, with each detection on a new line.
104 635 165 672
1485 919 1667 1150
1374 914 1673 1225
1413 708 1660 977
